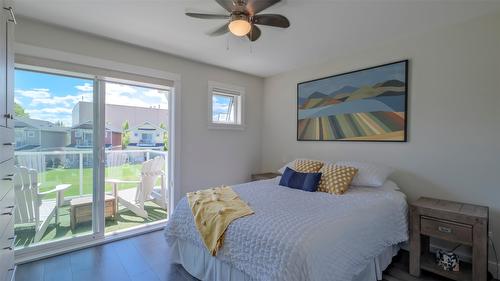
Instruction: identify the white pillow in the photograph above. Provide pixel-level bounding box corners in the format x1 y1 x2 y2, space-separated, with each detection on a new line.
277 161 294 174
277 159 328 174
334 160 394 187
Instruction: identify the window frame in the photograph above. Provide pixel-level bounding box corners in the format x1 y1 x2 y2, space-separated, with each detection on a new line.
208 81 245 130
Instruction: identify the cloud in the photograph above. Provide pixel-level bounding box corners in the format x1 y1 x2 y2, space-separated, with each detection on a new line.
15 88 51 99
16 86 92 107
106 83 137 95
75 82 93 92
25 110 73 126
106 93 151 108
27 108 73 114
142 88 169 107
104 82 169 109
212 96 234 122
32 93 92 106
212 96 232 113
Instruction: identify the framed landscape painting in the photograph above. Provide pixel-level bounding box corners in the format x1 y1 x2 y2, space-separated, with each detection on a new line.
297 60 408 142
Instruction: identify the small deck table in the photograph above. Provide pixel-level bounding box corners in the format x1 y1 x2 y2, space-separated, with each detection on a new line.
70 194 116 231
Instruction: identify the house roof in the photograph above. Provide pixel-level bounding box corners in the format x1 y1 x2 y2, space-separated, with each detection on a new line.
72 120 122 132
14 117 70 133
127 121 166 132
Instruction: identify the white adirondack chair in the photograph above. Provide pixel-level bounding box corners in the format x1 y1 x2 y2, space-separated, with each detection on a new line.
109 156 167 218
14 167 70 242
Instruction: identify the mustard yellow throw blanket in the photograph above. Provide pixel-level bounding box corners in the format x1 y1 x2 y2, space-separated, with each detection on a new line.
187 186 254 256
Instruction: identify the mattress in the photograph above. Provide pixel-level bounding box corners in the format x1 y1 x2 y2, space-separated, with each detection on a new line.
165 178 408 281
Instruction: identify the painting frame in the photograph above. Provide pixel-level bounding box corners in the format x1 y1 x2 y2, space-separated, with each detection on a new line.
296 60 409 142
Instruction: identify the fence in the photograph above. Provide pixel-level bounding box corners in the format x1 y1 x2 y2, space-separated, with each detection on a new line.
15 149 168 197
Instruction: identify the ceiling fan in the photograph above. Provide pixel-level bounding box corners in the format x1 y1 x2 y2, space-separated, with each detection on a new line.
185 0 290 42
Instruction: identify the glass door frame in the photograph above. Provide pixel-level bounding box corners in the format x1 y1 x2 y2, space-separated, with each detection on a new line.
98 76 172 237
14 63 177 263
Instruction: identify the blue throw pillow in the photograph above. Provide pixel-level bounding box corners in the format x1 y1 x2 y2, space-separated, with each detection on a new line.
279 167 322 192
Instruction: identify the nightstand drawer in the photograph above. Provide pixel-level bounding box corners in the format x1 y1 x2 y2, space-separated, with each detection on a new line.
421 216 472 245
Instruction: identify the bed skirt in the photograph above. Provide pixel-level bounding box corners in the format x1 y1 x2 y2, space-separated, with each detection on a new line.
169 238 400 281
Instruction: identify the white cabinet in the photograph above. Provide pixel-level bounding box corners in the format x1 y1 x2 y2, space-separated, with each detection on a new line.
0 1 15 281
5 8 13 129
0 4 6 128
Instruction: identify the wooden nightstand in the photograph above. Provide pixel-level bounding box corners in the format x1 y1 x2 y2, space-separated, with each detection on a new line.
409 197 489 281
251 172 281 181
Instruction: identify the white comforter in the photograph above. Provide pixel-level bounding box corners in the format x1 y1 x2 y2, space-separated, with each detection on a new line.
164 179 408 281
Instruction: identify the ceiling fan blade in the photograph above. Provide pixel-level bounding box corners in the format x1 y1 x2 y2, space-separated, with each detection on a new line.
215 0 235 12
208 23 230 36
247 25 261 41
185 12 229 20
246 0 281 15
253 14 289 28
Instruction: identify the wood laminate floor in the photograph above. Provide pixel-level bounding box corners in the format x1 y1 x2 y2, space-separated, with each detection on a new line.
15 230 495 281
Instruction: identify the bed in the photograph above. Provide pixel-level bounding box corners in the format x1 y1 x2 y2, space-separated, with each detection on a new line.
164 177 408 281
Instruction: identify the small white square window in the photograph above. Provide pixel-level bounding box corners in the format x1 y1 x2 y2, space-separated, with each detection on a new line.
208 81 245 130
27 131 35 138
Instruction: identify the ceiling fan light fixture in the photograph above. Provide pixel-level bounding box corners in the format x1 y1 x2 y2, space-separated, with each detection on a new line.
228 15 251 36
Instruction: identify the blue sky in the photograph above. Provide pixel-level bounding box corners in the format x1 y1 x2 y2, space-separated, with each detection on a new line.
15 69 169 126
212 95 233 122
298 62 406 99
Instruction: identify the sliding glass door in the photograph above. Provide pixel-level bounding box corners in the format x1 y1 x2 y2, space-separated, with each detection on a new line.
103 80 169 234
13 68 95 248
13 65 172 255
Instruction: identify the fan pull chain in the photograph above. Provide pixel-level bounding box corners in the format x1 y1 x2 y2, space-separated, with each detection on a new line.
226 34 230 51
250 28 253 53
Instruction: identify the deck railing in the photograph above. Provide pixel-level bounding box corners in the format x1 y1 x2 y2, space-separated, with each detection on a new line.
15 149 168 198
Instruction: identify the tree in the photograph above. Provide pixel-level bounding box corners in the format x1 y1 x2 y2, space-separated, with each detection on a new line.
121 120 130 149
14 103 29 117
159 122 168 151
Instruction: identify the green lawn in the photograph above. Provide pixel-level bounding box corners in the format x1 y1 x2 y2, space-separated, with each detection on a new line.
38 164 149 199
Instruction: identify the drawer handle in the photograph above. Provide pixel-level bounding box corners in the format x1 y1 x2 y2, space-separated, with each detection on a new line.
3 142 14 146
3 235 16 250
2 177 13 181
1 206 15 216
438 226 452 233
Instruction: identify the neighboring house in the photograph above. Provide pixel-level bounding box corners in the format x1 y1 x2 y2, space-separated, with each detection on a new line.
71 101 168 149
14 117 70 151
73 101 168 129
105 125 122 149
70 121 93 148
70 120 122 148
127 121 166 149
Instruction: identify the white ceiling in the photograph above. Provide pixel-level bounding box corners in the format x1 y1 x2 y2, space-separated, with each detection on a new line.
14 0 500 77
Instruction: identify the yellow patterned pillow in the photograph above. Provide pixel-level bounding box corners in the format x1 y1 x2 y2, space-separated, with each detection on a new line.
317 165 358 195
293 159 324 173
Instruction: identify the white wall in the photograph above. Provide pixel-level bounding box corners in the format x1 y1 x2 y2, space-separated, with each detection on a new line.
14 17 264 196
261 12 500 265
